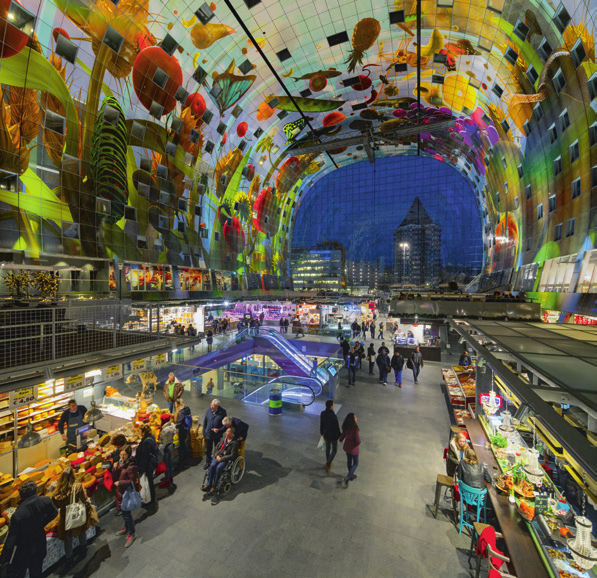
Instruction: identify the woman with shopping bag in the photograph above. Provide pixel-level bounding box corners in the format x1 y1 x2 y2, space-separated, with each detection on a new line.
51 466 97 569
113 445 139 548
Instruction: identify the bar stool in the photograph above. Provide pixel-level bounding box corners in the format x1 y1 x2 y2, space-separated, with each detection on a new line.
458 481 487 534
468 522 490 567
472 525 515 578
433 474 456 519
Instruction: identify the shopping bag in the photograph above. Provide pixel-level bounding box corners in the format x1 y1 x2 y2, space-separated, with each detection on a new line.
154 460 167 476
317 436 325 451
139 474 151 504
103 469 114 492
121 485 142 512
406 358 414 370
65 485 87 531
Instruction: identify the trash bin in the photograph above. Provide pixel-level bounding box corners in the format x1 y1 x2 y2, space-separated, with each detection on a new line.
269 389 282 416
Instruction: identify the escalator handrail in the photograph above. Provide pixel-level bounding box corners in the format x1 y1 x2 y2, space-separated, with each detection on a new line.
266 376 317 407
256 328 314 375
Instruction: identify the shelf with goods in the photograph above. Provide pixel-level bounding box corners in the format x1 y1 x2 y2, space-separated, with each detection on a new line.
441 366 471 427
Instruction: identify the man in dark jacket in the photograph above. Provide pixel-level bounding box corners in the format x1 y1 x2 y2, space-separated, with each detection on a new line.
1 481 58 578
376 348 391 385
340 337 350 364
202 399 227 469
346 347 358 386
370 321 375 339
351 321 359 339
201 428 239 495
136 425 158 508
410 346 424 384
218 416 249 457
58 399 88 450
390 351 405 388
175 399 192 470
459 350 472 367
320 400 341 474
367 343 376 374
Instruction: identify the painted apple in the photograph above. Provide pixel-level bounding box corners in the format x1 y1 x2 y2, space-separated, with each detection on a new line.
236 121 248 137
185 92 207 118
252 186 280 236
223 216 245 253
132 46 183 115
276 156 300 193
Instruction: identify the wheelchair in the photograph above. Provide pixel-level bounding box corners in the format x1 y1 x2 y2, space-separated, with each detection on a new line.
203 453 245 502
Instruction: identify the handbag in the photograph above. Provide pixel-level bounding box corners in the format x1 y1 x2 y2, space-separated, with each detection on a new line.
65 484 87 531
139 474 151 504
121 485 142 512
406 357 414 370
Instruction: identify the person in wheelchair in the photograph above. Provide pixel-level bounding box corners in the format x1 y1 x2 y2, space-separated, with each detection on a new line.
201 428 239 496
218 416 249 458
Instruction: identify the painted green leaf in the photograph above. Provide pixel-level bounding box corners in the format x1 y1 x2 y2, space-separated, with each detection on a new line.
125 119 168 155
276 96 346 112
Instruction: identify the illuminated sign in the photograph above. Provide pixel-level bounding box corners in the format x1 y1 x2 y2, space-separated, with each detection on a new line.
478 392 503 409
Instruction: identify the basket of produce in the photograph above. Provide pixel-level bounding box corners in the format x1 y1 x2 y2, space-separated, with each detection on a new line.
494 474 513 495
513 479 535 499
490 433 508 449
517 499 535 521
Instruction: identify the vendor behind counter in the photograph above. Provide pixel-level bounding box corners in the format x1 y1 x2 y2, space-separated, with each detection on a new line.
58 400 88 449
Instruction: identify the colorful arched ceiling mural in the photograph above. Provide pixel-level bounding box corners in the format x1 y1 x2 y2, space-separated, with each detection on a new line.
0 0 595 291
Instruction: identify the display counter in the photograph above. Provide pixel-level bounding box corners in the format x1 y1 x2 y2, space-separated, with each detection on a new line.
466 416 597 578
393 344 441 362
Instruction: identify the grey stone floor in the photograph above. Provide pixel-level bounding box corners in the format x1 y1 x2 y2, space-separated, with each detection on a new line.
52 357 475 578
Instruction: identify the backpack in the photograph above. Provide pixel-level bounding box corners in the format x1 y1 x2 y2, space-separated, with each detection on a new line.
183 411 193 430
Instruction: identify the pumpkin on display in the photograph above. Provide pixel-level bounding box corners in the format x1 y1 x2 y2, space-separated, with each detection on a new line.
132 46 183 116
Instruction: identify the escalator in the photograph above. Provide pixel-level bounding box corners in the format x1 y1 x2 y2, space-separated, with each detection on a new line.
242 375 322 409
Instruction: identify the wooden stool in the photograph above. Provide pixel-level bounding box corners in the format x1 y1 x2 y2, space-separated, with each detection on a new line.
434 474 456 519
468 521 491 569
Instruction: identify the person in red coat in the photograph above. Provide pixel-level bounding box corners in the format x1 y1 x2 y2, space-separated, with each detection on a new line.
113 445 138 548
339 413 361 488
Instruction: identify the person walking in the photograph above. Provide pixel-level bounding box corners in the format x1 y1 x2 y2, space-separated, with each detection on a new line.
51 467 95 569
135 424 159 509
377 321 384 340
158 414 176 488
346 347 358 387
113 445 138 548
0 481 58 578
390 350 405 388
339 413 361 488
340 337 350 365
353 341 364 370
320 399 341 474
361 322 368 341
175 398 192 470
206 329 214 352
410 346 424 384
202 399 227 468
376 347 390 386
370 321 375 340
351 320 359 339
163 372 183 414
367 343 376 374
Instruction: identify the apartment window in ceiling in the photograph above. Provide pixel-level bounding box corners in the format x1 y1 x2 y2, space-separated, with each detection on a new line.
496 192 500 205
527 65 539 85
548 194 556 212
554 3 571 33
523 120 531 136
537 204 543 220
592 166 597 188
569 140 580 163
501 156 507 169
504 181 509 194
554 223 563 241
588 73 597 102
517 164 524 178
570 38 587 69
553 69 566 94
548 123 558 144
514 196 519 209
571 177 581 200
566 217 575 237
590 123 597 147
559 109 570 132
553 156 562 176
537 38 553 62
526 237 532 252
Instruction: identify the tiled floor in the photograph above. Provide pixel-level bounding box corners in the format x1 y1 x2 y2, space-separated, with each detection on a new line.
51 346 475 578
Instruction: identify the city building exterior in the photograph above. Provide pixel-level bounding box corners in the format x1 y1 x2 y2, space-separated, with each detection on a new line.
393 198 442 287
347 260 380 291
290 243 347 291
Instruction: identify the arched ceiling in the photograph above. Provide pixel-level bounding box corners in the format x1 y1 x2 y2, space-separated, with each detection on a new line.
2 0 595 277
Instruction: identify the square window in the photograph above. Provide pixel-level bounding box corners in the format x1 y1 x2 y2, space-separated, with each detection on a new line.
537 204 543 220
590 123 597 147
501 119 510 134
504 47 518 66
554 223 562 241
276 48 291 62
124 206 137 221
299 88 312 98
433 53 447 64
178 199 188 212
571 177 581 199
559 109 570 132
137 235 148 249
570 39 587 69
194 205 202 217
200 228 208 238
157 164 168 179
566 218 575 237
538 38 553 62
193 65 208 85
554 3 571 33
149 101 163 118
214 231 220 241
177 221 185 233
62 154 80 174
153 67 169 89
238 59 253 75
175 86 189 104
139 157 152 172
171 116 183 133
195 2 215 24
533 102 544 121
514 196 519 209
553 69 566 93
160 33 178 57
165 140 177 157
210 82 223 100
512 19 530 41
189 129 199 144
389 10 405 24
137 182 149 198
45 110 65 135
496 192 500 204
487 0 505 13
96 198 111 215
504 181 509 193
527 65 539 85
154 239 163 252
548 123 558 143
569 140 580 163
478 36 493 52
523 120 531 136
553 156 562 176
588 73 597 102
517 164 524 178
592 166 597 188
501 156 507 169
548 194 556 212
205 140 214 154
103 26 124 54
526 237 532 252
327 31 349 47
492 83 504 98
130 120 146 141
202 109 214 124
159 191 170 205
56 34 78 64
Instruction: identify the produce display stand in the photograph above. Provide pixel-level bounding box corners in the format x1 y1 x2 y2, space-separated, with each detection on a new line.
441 367 472 427
467 417 597 578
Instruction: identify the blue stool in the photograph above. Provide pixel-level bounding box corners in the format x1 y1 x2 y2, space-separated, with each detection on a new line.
458 481 487 534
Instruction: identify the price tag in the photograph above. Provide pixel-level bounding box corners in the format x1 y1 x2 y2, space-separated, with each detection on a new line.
131 358 146 372
65 375 84 391
153 354 167 367
9 386 38 408
105 365 122 381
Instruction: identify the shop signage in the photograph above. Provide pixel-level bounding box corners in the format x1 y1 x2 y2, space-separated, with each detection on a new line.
65 375 84 391
479 392 503 409
574 315 597 325
153 353 167 367
105 365 122 381
9 386 38 408
131 358 146 372
534 493 549 515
